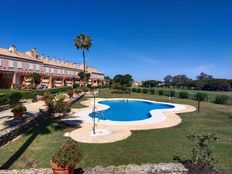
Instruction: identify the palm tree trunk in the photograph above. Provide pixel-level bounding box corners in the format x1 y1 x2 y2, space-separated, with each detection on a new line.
82 48 86 94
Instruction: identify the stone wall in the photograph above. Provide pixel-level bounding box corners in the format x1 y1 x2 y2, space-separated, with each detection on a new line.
0 163 188 174
0 108 50 147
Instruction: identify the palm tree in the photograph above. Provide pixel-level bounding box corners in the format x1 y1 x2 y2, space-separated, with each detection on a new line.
74 33 92 92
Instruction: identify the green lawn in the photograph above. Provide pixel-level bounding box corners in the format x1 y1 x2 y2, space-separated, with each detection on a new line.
71 96 89 108
0 88 232 173
134 87 232 103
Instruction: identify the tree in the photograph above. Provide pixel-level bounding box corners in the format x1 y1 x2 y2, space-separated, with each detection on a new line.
31 73 41 85
196 92 207 112
171 75 192 88
112 74 133 89
163 75 173 87
196 72 213 80
74 33 92 93
142 80 160 88
78 72 91 81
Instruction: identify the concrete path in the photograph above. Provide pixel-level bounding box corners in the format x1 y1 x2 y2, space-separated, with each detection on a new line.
0 101 46 131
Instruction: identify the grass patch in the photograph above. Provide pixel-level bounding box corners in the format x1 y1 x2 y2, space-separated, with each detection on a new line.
70 96 88 108
0 88 232 173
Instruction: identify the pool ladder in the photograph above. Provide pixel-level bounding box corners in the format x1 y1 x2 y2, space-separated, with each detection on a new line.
92 107 105 122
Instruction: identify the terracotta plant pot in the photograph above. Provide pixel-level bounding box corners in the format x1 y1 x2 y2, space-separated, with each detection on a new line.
13 111 24 117
50 161 74 174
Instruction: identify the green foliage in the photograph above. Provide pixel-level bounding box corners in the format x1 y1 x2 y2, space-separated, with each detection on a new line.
74 89 82 95
179 91 188 99
150 89 155 94
31 73 41 85
11 104 27 113
215 95 229 104
73 83 80 89
169 90 175 97
196 92 207 101
78 72 91 80
158 90 164 95
52 138 83 167
142 80 160 88
142 88 148 94
112 74 133 88
8 92 22 106
132 88 137 92
74 33 92 50
174 134 218 174
136 88 141 93
21 92 37 100
0 95 8 105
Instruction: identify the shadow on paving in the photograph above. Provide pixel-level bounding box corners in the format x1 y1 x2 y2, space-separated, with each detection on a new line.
0 117 72 169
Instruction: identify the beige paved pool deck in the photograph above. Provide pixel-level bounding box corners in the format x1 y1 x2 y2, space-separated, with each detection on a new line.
67 98 196 144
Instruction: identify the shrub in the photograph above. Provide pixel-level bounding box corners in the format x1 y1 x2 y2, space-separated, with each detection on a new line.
158 90 164 95
67 90 74 98
196 92 207 101
136 88 141 93
174 134 219 174
132 88 137 92
8 92 22 106
196 93 208 112
74 89 82 95
179 92 188 99
142 88 148 94
21 92 37 100
11 104 27 113
73 83 80 89
150 89 155 94
52 138 83 167
0 96 8 106
215 95 229 104
169 90 175 97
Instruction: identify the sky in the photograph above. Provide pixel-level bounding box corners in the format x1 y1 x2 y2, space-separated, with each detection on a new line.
0 0 231 81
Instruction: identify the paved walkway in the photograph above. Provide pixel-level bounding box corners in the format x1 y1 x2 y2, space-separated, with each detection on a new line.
65 98 196 144
0 101 46 131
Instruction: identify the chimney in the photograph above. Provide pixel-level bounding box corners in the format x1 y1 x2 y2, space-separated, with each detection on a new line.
9 45 16 53
31 48 38 59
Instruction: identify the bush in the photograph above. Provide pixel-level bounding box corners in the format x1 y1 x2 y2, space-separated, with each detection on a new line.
169 90 175 97
74 89 82 95
142 88 148 94
73 83 80 89
8 92 22 106
174 134 219 174
215 95 229 104
132 88 137 92
196 92 207 101
21 92 37 100
158 90 164 95
136 88 141 93
67 90 74 98
179 92 188 99
150 89 155 94
11 104 27 113
0 96 8 106
52 138 83 167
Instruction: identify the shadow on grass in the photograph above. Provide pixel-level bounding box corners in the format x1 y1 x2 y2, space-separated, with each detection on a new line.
0 118 68 169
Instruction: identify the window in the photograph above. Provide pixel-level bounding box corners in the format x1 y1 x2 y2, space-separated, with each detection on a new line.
61 69 64 74
46 67 49 73
36 64 40 71
58 69 61 74
17 61 22 69
51 68 54 73
0 58 2 67
29 63 33 70
8 60 14 68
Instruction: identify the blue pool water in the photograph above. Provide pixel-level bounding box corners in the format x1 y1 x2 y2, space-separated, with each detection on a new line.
89 100 174 121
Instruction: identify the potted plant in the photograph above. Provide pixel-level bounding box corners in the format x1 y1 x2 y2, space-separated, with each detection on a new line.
51 138 83 174
67 90 74 98
11 104 27 117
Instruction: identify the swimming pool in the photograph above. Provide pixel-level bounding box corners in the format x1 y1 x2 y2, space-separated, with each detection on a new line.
89 100 174 121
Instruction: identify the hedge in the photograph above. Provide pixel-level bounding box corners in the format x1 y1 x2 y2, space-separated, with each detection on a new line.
158 90 164 95
215 95 229 104
150 89 155 94
178 92 188 99
142 88 148 94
